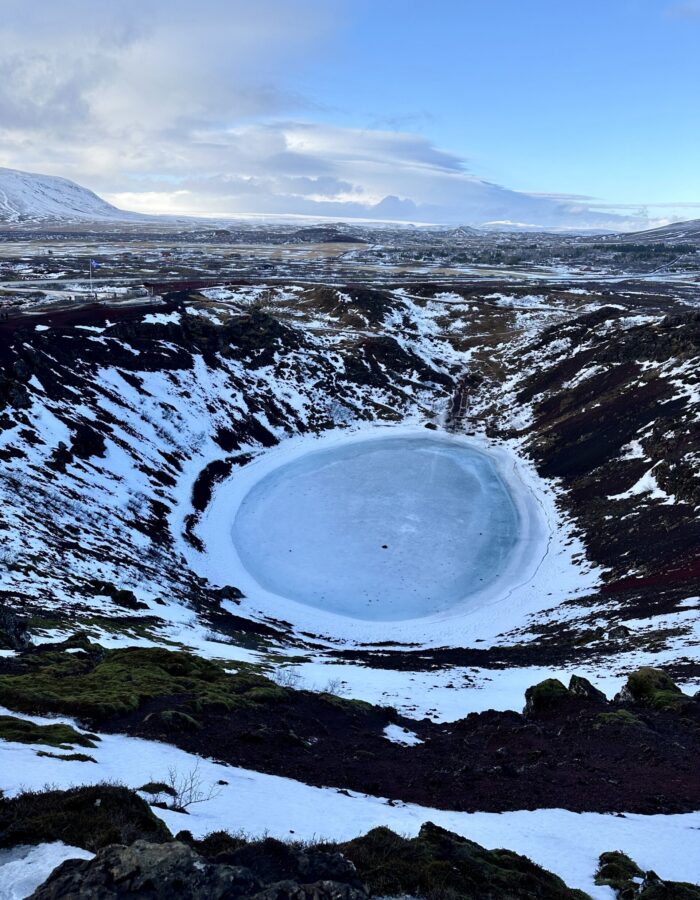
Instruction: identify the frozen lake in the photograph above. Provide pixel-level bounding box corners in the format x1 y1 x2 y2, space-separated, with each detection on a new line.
231 435 522 621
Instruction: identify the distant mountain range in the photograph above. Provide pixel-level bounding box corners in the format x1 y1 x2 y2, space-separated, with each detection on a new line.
2 165 700 240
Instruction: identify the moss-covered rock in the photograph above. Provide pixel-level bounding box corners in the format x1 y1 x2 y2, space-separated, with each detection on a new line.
595 850 645 892
0 785 172 851
35 750 97 762
618 667 689 712
0 714 97 748
338 821 590 899
524 678 571 716
595 850 700 898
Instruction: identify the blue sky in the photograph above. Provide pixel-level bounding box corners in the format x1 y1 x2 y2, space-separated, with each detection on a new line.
299 0 700 206
0 0 698 227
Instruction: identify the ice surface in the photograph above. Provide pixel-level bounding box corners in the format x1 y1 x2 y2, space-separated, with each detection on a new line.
193 425 597 645
232 436 521 621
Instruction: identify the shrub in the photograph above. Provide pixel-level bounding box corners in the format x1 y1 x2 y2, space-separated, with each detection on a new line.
0 784 172 851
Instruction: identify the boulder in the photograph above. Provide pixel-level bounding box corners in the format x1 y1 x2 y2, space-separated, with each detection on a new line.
568 675 608 703
0 605 30 650
523 678 570 716
615 667 689 712
30 840 368 900
30 840 260 899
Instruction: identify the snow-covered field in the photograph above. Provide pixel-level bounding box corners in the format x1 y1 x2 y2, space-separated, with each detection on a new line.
3 707 700 899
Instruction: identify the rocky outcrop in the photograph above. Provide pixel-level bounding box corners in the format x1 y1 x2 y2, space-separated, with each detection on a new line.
29 824 589 900
0 605 30 650
29 839 367 900
524 675 607 717
614 667 688 712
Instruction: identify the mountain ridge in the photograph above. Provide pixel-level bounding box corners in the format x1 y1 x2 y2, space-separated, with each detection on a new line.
0 166 138 224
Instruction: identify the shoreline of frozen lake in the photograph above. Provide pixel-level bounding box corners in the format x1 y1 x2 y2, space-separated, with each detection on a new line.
188 424 600 646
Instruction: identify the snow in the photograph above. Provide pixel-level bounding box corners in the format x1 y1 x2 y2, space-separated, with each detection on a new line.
142 311 182 325
284 658 630 722
1 714 700 898
188 424 600 646
609 464 676 504
383 723 423 746
620 439 646 461
0 843 93 899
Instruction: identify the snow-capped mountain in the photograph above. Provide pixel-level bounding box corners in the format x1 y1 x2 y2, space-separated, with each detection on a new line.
0 167 137 224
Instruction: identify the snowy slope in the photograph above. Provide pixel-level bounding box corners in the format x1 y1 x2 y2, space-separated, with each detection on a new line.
0 167 138 224
618 217 700 245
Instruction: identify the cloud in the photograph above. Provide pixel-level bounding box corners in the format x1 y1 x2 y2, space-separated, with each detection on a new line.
0 0 335 135
98 121 633 229
0 0 650 230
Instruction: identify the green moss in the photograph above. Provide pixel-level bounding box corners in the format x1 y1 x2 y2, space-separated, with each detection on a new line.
153 710 203 732
524 678 570 716
596 850 700 899
0 714 98 748
595 710 645 729
137 782 178 798
318 693 374 713
0 646 294 724
624 667 688 712
595 850 644 889
339 822 589 899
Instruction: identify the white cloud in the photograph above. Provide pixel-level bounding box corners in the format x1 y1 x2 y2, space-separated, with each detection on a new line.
0 0 646 229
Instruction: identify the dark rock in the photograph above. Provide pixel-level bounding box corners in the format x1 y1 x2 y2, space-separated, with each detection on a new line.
607 624 631 639
29 840 262 899
71 422 107 459
523 678 570 716
248 880 366 900
0 605 30 650
30 840 368 900
568 675 608 703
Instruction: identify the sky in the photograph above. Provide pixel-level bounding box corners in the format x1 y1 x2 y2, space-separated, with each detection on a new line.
0 0 699 229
